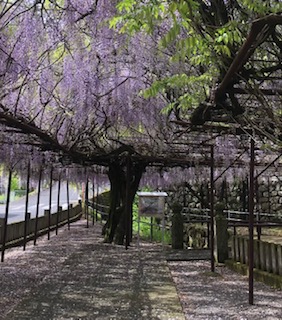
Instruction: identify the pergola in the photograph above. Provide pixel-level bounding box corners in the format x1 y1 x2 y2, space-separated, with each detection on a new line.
0 9 282 307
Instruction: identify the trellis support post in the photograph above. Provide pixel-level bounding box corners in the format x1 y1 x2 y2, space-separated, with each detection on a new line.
249 138 255 305
210 145 215 272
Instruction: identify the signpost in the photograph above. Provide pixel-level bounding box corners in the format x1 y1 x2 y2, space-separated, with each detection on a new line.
136 191 168 248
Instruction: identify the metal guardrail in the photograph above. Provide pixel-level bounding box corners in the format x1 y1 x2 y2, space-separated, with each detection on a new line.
181 207 282 224
86 200 109 220
182 208 210 222
86 201 171 236
85 200 282 228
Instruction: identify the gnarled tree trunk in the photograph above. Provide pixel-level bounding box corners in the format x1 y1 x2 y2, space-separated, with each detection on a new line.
103 156 146 245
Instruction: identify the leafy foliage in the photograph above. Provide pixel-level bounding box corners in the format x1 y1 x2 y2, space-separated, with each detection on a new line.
112 0 282 128
0 0 281 244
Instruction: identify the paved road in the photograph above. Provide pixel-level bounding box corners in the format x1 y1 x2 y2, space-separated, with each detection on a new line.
0 182 80 224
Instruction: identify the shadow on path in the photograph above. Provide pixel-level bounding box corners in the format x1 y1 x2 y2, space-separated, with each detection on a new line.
0 220 185 320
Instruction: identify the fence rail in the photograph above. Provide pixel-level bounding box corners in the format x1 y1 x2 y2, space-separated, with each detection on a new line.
0 204 82 248
86 200 109 220
86 202 282 227
181 207 282 224
231 235 282 276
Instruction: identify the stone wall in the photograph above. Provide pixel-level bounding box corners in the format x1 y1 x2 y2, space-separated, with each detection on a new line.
257 177 282 216
167 173 282 218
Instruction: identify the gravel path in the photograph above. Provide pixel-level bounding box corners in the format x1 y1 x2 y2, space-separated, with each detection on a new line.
0 219 281 319
0 220 184 320
169 260 282 320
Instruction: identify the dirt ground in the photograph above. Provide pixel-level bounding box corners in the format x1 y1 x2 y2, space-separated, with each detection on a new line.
169 260 282 319
0 220 281 319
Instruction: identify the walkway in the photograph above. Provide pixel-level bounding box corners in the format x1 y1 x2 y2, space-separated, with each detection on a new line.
0 220 185 320
1 219 282 319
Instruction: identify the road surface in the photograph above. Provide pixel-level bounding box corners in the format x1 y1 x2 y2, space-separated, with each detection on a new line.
0 182 80 224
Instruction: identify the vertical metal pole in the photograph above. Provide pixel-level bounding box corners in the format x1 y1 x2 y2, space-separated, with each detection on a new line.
48 167 53 240
86 178 89 228
267 177 271 214
56 174 61 235
150 217 153 242
23 162 31 251
162 212 165 250
125 155 131 249
92 178 95 226
207 219 210 248
246 176 249 218
243 178 247 212
34 167 42 245
240 179 244 211
137 208 140 249
1 169 12 262
224 178 228 210
66 179 70 231
210 145 215 272
207 184 210 248
255 178 261 240
249 138 255 305
96 180 99 221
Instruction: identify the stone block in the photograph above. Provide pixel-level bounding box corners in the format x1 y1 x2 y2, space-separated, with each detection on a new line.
259 241 266 271
261 202 269 212
271 177 278 184
271 243 279 275
244 238 249 265
253 240 260 269
234 236 240 262
239 237 245 264
231 236 236 260
216 217 228 263
277 245 282 276
171 203 183 250
265 242 273 273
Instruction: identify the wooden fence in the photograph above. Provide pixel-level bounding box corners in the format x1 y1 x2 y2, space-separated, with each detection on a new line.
231 235 282 276
0 204 82 247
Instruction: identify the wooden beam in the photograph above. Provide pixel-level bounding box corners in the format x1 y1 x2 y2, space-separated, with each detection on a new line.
216 14 282 99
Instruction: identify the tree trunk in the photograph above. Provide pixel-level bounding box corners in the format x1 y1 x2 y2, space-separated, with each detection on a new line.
103 156 146 245
103 161 125 243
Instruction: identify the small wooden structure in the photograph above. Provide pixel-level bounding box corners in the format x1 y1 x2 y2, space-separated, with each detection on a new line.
136 191 168 248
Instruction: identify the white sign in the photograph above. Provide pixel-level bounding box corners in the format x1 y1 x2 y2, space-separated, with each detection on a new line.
137 192 167 217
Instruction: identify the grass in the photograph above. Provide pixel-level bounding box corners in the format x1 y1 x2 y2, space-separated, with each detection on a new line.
94 192 172 245
132 198 172 245
0 190 32 204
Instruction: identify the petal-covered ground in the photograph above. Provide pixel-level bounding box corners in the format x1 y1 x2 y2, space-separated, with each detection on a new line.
0 219 281 319
0 220 184 320
169 260 282 319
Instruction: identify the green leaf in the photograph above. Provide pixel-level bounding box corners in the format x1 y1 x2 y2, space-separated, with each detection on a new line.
117 0 136 13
